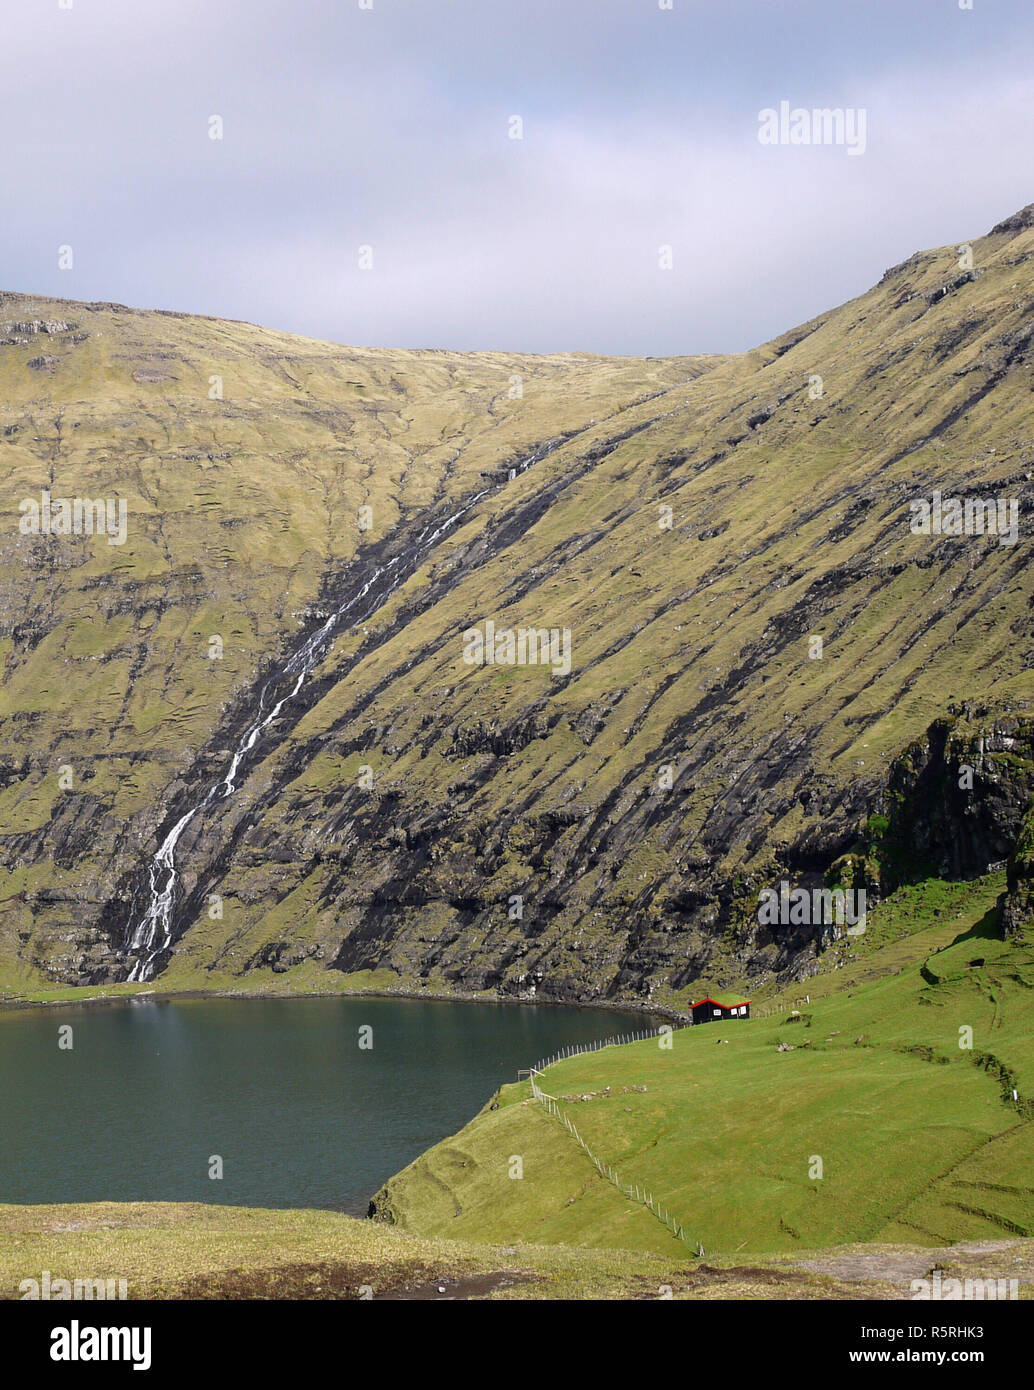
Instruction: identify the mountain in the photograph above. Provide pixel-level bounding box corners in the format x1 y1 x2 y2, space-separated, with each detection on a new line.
2 205 1034 1006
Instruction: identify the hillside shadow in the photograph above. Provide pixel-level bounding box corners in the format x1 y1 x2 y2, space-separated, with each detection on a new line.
947 903 1004 951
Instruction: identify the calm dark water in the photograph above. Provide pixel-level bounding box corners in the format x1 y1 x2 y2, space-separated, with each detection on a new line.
0 995 643 1211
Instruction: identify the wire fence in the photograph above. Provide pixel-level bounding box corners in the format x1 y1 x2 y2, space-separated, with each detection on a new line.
748 997 812 1021
526 1027 665 1077
518 871 1019 1243
518 1025 699 1251
528 1073 697 1248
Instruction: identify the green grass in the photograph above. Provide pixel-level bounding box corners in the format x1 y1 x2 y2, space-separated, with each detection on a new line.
378 882 1034 1257
0 1200 698 1301
4 1200 1031 1300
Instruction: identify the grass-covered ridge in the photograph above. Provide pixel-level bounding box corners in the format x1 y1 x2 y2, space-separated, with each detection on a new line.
374 877 1034 1256
0 294 712 992
3 206 1034 1004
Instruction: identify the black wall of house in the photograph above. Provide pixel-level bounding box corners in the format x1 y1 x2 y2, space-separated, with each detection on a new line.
691 1001 750 1024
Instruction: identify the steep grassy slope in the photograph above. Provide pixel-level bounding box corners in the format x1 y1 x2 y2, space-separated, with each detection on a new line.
3 205 1034 1000
374 877 1034 1255
0 298 709 989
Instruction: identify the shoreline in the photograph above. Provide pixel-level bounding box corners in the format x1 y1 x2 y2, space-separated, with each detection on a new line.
0 977 690 1025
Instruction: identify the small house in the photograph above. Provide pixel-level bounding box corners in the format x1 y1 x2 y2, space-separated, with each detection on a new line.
690 997 751 1025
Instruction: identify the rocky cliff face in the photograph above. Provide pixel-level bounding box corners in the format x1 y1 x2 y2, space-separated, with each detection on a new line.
3 208 1034 1004
1001 794 1034 938
864 714 1034 887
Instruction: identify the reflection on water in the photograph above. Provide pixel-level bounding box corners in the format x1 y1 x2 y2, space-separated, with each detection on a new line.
0 994 646 1212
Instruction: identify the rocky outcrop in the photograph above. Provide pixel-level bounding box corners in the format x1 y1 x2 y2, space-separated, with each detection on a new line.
1000 804 1034 937
990 203 1034 237
860 714 1034 892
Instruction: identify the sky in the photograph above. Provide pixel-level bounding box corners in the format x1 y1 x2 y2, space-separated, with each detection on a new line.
4 0 1034 356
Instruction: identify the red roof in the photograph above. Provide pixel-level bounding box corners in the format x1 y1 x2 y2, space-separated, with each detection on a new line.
691 998 752 1008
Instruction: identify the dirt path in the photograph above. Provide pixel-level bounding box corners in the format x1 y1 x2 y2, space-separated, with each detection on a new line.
797 1239 1033 1288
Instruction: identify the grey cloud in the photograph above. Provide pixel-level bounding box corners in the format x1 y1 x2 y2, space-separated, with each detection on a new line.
3 0 1033 354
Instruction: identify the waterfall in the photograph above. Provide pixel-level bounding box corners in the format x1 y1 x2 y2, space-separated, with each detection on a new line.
122 480 514 980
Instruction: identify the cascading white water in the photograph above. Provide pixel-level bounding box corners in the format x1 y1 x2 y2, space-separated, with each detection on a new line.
123 481 509 981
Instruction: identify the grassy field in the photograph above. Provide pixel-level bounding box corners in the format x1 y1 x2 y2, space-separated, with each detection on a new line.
376 875 1034 1257
3 1200 1031 1300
